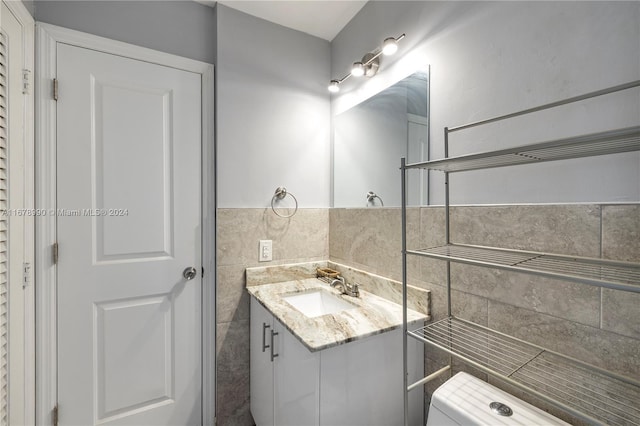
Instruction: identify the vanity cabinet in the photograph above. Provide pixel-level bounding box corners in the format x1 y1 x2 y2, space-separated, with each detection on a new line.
250 296 424 426
250 297 320 426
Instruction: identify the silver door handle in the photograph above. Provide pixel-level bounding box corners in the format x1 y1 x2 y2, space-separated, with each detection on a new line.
183 267 197 280
270 330 279 362
262 323 271 352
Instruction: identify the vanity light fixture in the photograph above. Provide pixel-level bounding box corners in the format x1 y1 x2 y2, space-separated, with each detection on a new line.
350 61 365 77
382 37 399 56
327 33 405 93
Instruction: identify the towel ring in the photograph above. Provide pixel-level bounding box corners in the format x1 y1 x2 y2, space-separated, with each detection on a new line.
271 186 298 218
366 191 384 207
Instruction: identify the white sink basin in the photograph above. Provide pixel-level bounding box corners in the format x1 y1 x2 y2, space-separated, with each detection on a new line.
283 289 357 318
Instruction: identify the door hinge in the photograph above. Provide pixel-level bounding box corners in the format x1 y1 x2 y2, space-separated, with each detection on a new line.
53 242 59 265
52 404 59 426
22 69 31 95
202 267 205 278
53 78 59 101
23 262 31 288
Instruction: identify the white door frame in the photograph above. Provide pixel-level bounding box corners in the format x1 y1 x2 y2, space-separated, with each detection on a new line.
35 23 216 425
2 1 35 424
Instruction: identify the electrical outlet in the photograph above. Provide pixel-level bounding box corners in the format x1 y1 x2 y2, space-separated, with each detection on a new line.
259 240 273 262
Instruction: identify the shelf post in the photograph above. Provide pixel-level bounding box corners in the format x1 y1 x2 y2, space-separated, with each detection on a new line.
444 127 452 317
401 157 409 426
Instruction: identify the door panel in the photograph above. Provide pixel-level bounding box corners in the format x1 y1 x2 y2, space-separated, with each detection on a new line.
56 43 201 426
95 81 173 261
95 295 173 420
250 298 275 426
273 320 319 426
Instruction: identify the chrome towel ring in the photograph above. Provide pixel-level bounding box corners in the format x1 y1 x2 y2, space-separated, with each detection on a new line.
366 191 384 206
271 186 298 218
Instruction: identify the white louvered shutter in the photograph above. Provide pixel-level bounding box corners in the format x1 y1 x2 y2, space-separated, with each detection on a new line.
0 29 8 426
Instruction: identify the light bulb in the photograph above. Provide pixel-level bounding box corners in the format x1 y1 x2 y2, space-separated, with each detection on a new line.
328 80 340 93
351 62 365 77
382 37 398 56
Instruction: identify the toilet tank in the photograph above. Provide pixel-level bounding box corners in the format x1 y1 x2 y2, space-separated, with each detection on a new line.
426 372 569 425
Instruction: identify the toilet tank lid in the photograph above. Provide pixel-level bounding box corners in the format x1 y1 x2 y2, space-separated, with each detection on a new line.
430 372 569 425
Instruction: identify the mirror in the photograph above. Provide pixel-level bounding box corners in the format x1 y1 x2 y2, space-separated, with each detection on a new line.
333 70 430 207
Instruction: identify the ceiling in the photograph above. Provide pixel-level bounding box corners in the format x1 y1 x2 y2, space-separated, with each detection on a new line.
199 1 367 41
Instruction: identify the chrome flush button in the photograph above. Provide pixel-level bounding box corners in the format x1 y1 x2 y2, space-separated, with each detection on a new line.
490 402 513 417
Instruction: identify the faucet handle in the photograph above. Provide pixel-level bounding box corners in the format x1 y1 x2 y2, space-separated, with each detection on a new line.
349 282 361 297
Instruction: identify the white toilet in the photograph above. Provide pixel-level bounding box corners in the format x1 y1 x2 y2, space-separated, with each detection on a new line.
426 372 569 425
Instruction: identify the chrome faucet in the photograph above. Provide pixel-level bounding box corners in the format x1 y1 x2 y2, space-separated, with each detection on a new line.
330 276 360 298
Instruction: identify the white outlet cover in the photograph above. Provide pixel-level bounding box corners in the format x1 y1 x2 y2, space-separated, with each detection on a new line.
259 240 273 262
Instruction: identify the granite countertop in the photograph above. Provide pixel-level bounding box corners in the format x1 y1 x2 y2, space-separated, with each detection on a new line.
247 278 428 352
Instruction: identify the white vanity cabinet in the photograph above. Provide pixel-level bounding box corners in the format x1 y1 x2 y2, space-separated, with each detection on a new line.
319 329 424 426
250 296 424 426
250 297 320 426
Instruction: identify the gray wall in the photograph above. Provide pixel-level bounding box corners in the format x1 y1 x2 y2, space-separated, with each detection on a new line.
33 0 216 64
35 1 330 208
214 5 331 424
21 0 34 16
216 4 331 208
331 1 640 205
330 204 640 424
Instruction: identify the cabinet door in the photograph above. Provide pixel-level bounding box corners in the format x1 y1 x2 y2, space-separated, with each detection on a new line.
273 319 320 426
250 298 275 426
319 327 424 426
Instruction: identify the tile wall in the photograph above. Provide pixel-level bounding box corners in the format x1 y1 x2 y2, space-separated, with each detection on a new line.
330 204 640 424
216 204 639 425
216 208 329 425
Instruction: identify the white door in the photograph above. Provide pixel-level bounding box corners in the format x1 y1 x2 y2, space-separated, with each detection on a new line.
56 43 202 426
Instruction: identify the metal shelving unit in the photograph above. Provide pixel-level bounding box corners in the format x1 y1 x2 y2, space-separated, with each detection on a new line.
401 80 640 426
409 244 640 293
405 125 640 173
409 317 640 426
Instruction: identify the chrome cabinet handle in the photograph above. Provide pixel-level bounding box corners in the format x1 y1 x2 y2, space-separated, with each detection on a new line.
183 267 197 280
270 330 279 362
262 323 271 352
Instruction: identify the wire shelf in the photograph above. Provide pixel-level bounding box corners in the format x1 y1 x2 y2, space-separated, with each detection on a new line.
408 244 640 293
405 126 640 172
409 317 640 426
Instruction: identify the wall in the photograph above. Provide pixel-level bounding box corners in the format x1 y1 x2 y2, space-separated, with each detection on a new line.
21 0 34 16
215 5 331 425
330 204 640 423
216 4 331 208
331 1 640 205
216 209 328 425
31 2 331 424
33 0 216 64
28 1 640 425
331 1 640 422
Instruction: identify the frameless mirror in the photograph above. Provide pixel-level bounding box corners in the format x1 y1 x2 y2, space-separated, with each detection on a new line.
333 70 430 207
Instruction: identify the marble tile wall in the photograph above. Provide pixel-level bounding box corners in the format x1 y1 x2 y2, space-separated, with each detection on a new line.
329 207 421 282
326 261 431 317
217 204 638 425
216 208 329 426
330 204 640 423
